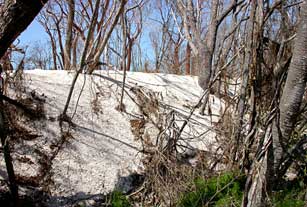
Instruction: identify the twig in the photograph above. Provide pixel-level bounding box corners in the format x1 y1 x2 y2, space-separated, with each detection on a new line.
177 48 243 139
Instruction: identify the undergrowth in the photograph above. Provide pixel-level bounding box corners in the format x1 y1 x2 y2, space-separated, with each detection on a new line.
271 180 306 207
178 172 245 207
177 172 306 207
110 191 131 207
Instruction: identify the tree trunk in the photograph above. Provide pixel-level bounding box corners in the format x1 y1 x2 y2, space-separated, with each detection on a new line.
232 0 257 163
197 0 219 92
46 30 58 70
72 35 79 69
119 12 127 111
55 20 65 70
273 0 307 177
244 1 307 206
126 41 133 72
62 0 101 117
64 0 75 70
0 0 48 58
243 124 273 207
89 0 127 74
185 44 191 75
173 45 180 74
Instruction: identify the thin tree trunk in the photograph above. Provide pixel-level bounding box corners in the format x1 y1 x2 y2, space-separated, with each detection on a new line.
196 0 219 115
173 45 180 74
243 124 273 207
232 0 257 163
185 44 191 75
55 21 65 69
119 12 127 111
46 30 58 70
89 0 127 74
126 41 132 72
62 0 101 117
64 0 75 70
72 35 78 69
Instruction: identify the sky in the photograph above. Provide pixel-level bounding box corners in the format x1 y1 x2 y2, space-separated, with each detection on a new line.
13 6 164 70
14 16 157 69
16 19 48 46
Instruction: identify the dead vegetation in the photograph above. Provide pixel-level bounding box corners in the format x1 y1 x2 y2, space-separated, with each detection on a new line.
126 85 229 206
0 72 76 204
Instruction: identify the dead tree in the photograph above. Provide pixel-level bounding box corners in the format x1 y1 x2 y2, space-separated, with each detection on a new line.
174 0 243 114
38 11 58 70
125 3 143 72
62 0 128 118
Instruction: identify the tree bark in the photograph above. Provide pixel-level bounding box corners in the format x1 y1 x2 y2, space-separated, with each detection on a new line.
197 0 219 91
0 0 48 58
232 0 257 163
64 0 75 70
45 28 58 70
119 12 127 111
185 44 191 75
173 44 180 74
244 1 307 206
126 41 133 72
274 0 307 177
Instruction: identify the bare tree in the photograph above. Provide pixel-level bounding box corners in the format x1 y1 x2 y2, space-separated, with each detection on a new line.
26 41 52 69
173 0 243 114
38 11 59 70
125 2 143 71
62 0 128 118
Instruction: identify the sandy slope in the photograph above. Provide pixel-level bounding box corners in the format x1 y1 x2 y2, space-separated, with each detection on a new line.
0 69 223 204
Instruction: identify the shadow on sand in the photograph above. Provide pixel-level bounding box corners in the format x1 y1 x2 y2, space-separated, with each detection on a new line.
0 172 144 207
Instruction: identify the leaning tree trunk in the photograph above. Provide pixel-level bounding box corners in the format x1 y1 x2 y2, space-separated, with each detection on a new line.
244 1 307 206
0 0 48 58
274 0 307 174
